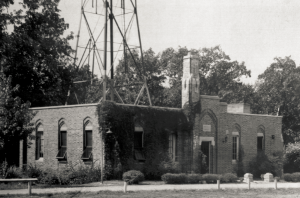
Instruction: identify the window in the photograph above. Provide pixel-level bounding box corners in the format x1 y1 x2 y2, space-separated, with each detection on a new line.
82 122 93 160
35 124 44 160
168 133 177 161
56 123 67 160
134 124 145 162
257 128 264 152
232 137 237 160
232 131 239 163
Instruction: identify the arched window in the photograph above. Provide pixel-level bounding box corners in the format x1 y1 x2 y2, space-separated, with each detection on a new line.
168 133 177 161
56 122 67 160
82 121 93 160
134 123 145 162
35 124 44 160
232 124 240 163
257 127 265 152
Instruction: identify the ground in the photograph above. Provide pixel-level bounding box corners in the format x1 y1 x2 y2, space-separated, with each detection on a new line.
2 189 300 198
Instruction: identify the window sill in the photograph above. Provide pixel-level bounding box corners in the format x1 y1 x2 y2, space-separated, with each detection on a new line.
232 160 237 164
35 158 44 162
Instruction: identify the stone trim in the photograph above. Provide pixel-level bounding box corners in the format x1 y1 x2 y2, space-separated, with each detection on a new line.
257 133 264 137
226 112 283 118
199 137 215 146
30 103 98 110
200 95 220 100
232 132 239 136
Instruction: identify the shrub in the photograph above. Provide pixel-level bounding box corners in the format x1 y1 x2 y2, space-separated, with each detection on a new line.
202 174 221 184
292 172 300 182
123 170 145 184
161 173 186 184
284 173 293 182
24 164 44 180
248 152 276 178
187 174 202 184
221 173 238 183
0 162 23 179
284 142 300 173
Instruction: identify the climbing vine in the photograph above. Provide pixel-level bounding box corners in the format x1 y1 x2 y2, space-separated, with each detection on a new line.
97 101 199 179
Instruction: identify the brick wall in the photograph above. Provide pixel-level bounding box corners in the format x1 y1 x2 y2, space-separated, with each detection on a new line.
21 104 102 169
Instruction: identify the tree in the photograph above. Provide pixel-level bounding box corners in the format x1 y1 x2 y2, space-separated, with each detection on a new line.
1 0 74 107
0 73 35 166
256 56 300 143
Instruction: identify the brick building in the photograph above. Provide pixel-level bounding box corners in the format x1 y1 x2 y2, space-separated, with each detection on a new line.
20 53 283 175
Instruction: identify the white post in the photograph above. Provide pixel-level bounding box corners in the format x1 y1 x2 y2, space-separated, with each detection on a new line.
28 181 32 195
124 181 128 193
217 180 220 189
248 180 250 190
274 178 277 190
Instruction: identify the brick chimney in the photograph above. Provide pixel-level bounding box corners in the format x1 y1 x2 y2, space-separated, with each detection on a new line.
182 52 200 107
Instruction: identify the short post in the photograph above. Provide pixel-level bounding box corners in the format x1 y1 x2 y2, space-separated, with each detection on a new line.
248 181 251 190
28 181 32 195
274 178 277 190
123 181 128 193
217 180 220 189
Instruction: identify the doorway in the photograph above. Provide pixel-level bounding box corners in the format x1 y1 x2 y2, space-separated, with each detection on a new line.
200 141 210 174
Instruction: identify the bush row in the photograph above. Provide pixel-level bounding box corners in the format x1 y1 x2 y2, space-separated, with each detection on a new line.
0 162 102 185
161 173 238 184
283 173 300 182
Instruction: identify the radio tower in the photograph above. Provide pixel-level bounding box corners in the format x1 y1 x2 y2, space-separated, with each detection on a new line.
65 0 152 106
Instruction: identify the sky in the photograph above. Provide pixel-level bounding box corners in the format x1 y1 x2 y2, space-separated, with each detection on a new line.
10 0 300 84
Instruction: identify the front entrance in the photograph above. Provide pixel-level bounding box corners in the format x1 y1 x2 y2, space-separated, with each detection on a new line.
200 141 210 174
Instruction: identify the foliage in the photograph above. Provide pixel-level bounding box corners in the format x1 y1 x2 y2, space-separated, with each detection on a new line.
24 164 44 180
284 142 300 173
161 173 187 184
248 152 277 178
221 173 238 183
283 172 300 182
122 170 145 184
1 0 75 107
98 101 189 180
202 174 221 184
0 161 22 179
0 74 35 165
256 57 300 143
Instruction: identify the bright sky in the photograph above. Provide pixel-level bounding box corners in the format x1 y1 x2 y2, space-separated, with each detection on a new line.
10 0 300 84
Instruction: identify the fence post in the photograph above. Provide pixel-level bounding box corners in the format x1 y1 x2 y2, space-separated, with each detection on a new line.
248 181 251 190
124 181 128 193
274 178 277 190
217 180 220 189
28 181 32 195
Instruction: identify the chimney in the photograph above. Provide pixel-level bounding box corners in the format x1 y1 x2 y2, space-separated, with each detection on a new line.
182 52 200 108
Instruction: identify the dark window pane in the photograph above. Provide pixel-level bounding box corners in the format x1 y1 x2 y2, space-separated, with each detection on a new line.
61 131 67 147
257 137 263 150
81 147 92 159
86 131 92 147
56 147 67 159
134 149 145 161
134 132 143 148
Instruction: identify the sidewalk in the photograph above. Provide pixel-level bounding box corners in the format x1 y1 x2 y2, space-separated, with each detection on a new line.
1 181 300 195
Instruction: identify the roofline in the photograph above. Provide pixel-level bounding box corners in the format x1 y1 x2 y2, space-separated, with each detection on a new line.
30 103 99 110
225 112 282 118
116 103 182 111
200 95 220 100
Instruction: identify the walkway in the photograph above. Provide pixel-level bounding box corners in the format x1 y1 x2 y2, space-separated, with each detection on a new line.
1 181 300 195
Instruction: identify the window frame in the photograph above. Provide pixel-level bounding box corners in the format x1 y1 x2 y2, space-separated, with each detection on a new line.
232 131 239 164
168 133 177 161
257 128 265 152
35 124 44 160
134 124 145 162
82 121 93 160
56 123 67 160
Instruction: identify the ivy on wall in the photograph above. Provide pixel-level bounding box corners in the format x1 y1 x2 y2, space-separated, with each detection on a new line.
97 101 198 179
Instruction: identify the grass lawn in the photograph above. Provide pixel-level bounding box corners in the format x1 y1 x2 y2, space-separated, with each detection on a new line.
0 180 165 190
1 189 300 198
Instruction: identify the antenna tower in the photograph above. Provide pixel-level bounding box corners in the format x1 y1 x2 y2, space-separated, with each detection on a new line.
65 0 152 106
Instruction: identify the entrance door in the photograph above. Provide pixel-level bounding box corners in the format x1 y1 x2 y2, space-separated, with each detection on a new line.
200 141 210 174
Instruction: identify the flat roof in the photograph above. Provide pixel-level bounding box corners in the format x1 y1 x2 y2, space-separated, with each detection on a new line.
30 103 182 112
226 112 282 118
